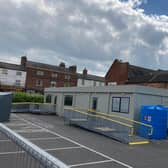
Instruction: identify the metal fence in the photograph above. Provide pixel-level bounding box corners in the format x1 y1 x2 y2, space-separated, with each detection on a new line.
0 123 69 168
12 103 57 115
64 107 153 143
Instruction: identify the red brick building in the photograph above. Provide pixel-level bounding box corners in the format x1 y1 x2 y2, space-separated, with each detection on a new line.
21 56 77 93
105 59 168 89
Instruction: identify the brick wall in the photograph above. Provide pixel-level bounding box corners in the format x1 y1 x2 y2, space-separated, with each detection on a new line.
26 67 77 93
105 59 129 85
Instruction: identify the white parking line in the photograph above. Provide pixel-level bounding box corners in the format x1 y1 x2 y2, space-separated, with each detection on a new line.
14 129 46 133
14 114 133 168
45 146 82 151
0 146 82 155
0 151 24 155
69 159 114 167
0 137 62 142
5 123 29 127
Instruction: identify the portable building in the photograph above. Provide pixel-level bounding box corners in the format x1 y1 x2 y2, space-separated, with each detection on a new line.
44 85 168 123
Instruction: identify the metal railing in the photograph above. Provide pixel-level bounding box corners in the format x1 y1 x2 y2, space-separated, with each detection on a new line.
0 123 69 168
12 102 57 114
64 107 153 142
87 109 153 136
64 107 134 142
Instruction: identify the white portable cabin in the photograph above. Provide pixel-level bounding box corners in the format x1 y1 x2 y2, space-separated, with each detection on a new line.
44 85 168 122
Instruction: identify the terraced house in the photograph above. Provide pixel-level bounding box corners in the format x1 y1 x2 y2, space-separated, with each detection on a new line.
21 56 78 93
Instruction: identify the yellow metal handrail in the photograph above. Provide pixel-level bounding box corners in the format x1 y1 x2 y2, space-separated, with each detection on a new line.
64 107 134 136
87 109 153 136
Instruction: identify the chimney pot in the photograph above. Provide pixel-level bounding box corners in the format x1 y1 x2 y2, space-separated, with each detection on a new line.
21 56 27 66
59 62 65 69
69 65 77 73
83 68 88 76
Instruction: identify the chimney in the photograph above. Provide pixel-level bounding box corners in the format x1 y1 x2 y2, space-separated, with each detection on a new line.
69 65 77 73
21 56 27 67
83 68 88 76
59 62 65 69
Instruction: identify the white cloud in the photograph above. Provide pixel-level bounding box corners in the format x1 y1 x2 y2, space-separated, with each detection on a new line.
0 0 168 75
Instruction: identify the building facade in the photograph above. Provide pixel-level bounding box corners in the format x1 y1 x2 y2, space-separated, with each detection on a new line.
0 62 26 91
77 68 105 87
44 85 168 124
21 56 78 93
105 59 168 89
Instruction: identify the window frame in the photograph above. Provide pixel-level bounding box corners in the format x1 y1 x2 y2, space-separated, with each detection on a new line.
36 70 44 76
36 80 43 87
54 96 57 105
64 95 73 106
92 97 98 110
112 97 130 114
52 73 58 78
2 69 8 75
15 80 21 86
46 95 52 103
50 81 57 87
16 71 22 76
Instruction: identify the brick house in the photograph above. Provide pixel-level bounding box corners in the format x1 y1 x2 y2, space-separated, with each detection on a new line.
77 68 105 87
105 59 168 89
127 70 168 89
21 56 77 93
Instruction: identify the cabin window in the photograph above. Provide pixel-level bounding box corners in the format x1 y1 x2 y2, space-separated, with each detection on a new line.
112 97 130 113
64 95 73 106
46 95 52 103
92 97 98 110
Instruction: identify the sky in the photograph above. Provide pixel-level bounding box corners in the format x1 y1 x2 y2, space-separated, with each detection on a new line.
0 0 167 76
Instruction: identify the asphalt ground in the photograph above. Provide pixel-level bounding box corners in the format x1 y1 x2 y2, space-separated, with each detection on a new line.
0 113 168 168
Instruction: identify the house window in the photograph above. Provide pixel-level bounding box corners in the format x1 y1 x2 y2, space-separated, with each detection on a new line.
65 75 71 80
112 97 130 113
52 73 58 78
36 70 44 76
16 71 22 76
46 95 52 103
2 69 8 74
64 95 73 106
92 97 98 110
36 80 43 87
64 82 70 87
15 80 21 86
51 81 57 87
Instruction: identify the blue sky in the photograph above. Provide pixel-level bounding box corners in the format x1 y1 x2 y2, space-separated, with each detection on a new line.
140 0 168 15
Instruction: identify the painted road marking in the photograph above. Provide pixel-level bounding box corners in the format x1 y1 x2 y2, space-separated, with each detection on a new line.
14 114 133 168
0 146 82 155
69 159 115 167
14 129 46 133
0 137 62 142
45 146 82 151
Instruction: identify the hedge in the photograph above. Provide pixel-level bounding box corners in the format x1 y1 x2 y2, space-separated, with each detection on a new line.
12 92 44 103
